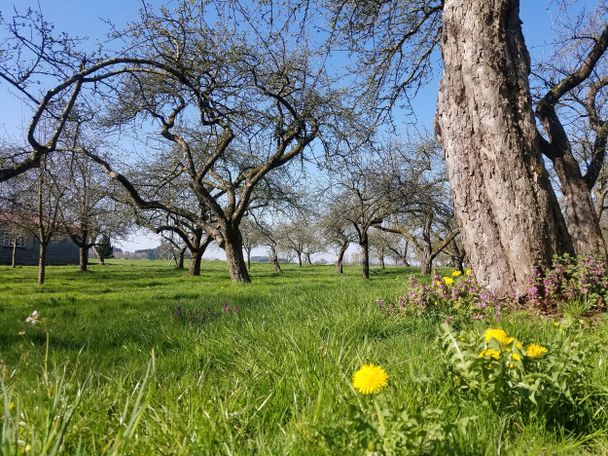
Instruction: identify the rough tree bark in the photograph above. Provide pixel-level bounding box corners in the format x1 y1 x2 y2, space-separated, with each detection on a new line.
189 251 203 276
418 248 432 275
436 0 573 297
223 224 251 283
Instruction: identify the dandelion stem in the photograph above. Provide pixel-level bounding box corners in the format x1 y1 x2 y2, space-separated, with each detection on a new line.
373 397 386 437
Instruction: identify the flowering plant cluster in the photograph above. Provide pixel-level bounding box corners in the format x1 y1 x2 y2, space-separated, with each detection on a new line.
442 324 603 430
380 270 500 322
527 254 608 314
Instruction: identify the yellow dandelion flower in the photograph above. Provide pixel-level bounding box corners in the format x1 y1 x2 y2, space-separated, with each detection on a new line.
484 328 509 345
479 348 500 360
465 268 472 276
511 353 521 362
352 364 389 395
451 270 462 277
526 344 548 359
443 277 454 286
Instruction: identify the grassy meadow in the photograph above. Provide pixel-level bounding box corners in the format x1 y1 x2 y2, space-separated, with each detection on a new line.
1 260 608 455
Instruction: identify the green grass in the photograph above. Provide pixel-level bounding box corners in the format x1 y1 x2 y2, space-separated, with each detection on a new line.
1 260 607 454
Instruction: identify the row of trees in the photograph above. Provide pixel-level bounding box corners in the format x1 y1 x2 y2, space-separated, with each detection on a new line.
0 147 122 283
1 1 608 298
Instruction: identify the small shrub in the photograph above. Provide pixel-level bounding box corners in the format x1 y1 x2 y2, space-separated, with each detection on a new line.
527 254 608 314
382 271 500 324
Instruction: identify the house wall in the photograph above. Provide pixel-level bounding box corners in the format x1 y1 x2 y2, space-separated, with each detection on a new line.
0 230 80 266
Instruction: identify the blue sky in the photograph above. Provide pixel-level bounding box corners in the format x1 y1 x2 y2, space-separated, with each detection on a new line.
0 0 596 138
0 0 601 253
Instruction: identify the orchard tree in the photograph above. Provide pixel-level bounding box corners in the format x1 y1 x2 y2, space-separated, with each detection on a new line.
278 215 320 266
361 137 456 274
239 217 259 270
160 232 188 269
331 163 393 279
250 218 283 273
369 231 390 270
386 237 410 266
532 12 608 257
53 147 123 271
119 154 216 277
0 155 66 284
320 203 356 274
83 3 339 283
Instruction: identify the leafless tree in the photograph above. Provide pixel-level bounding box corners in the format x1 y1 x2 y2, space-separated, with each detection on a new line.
531 6 608 257
250 217 283 273
160 232 188 269
0 155 66 284
239 217 259 270
52 145 123 271
79 3 342 283
330 162 393 279
320 203 356 274
278 214 321 266
386 236 410 267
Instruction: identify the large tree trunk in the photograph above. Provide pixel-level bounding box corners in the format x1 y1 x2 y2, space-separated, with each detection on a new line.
270 245 282 272
436 0 573 297
418 248 432 275
552 157 607 257
223 226 251 283
336 241 348 274
189 250 203 276
38 242 47 285
79 246 89 272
